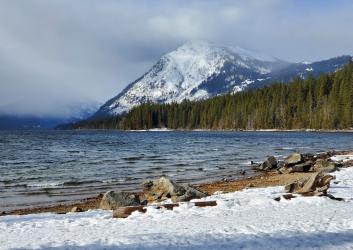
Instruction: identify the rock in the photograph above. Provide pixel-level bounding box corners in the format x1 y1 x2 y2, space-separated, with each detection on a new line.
71 206 83 213
259 156 277 170
142 177 207 203
279 161 313 173
278 166 292 174
284 153 303 166
284 172 334 194
276 161 286 174
316 152 331 160
302 153 315 162
313 159 337 173
277 161 285 169
299 173 321 193
342 160 353 168
239 169 246 175
100 191 141 210
174 187 208 203
290 161 313 172
113 205 146 219
284 177 308 193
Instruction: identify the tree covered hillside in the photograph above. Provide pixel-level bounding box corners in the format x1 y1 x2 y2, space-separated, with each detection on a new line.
74 60 353 130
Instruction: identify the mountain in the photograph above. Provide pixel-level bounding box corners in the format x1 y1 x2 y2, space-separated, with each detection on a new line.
95 41 352 117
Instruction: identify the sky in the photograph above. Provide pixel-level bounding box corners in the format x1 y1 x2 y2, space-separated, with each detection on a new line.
0 0 353 117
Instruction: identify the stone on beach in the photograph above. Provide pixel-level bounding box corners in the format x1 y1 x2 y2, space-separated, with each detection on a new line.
100 191 141 210
314 159 338 173
284 153 303 166
284 172 334 195
259 156 277 170
142 177 207 203
290 161 313 172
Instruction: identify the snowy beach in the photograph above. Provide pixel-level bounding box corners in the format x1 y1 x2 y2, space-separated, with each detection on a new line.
1 165 353 249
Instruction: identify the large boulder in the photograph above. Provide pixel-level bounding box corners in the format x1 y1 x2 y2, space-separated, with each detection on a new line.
313 159 338 173
259 156 277 170
100 191 141 210
284 153 303 166
284 172 334 194
142 177 207 203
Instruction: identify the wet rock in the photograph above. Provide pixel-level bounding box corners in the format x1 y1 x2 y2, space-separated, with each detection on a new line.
284 153 303 166
142 177 207 203
100 191 141 210
284 172 334 194
259 156 277 170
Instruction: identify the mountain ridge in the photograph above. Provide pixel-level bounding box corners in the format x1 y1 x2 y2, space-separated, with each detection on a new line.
94 41 352 118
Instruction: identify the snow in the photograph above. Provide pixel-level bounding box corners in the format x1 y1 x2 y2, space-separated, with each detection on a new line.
233 79 255 93
2 167 353 249
306 67 314 72
331 154 353 162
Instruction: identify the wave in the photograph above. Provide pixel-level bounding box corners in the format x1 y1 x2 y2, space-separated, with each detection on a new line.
25 180 102 188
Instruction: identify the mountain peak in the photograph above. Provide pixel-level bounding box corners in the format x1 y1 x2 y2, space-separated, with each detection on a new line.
93 43 351 118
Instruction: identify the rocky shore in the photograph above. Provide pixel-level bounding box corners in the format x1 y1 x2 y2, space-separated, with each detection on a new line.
2 149 353 216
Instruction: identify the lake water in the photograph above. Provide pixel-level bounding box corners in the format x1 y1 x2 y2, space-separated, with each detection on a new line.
1 130 353 211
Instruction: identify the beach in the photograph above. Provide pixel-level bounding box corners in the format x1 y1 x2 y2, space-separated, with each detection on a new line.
1 151 353 249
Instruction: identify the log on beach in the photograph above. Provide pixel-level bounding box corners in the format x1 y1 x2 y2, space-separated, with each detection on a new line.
113 200 217 218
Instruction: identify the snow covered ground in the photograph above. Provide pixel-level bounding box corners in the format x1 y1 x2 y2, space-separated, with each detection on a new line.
1 168 353 250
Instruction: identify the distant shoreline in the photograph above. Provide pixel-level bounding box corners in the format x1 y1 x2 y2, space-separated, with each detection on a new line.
71 128 353 133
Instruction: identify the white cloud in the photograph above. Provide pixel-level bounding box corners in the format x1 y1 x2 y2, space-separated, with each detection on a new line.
0 0 352 116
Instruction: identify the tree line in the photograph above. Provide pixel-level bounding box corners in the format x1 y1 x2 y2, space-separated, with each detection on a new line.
73 60 353 130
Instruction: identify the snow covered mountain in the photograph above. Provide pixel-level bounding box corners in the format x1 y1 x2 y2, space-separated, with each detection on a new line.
95 41 351 117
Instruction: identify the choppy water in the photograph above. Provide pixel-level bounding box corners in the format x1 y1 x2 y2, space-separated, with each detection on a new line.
1 130 353 211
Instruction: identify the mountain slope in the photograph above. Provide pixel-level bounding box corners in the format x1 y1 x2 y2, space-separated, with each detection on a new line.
95 41 351 117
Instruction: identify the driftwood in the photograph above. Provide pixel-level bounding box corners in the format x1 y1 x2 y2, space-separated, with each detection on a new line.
113 200 217 218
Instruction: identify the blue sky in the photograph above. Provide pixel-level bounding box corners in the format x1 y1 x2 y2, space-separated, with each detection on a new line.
0 0 352 117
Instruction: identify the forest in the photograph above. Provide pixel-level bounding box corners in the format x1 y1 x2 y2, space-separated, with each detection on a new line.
73 60 353 130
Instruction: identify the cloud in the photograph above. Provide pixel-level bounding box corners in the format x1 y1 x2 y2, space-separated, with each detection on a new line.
0 0 352 117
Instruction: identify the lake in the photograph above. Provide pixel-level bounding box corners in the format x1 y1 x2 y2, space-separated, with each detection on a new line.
1 130 353 211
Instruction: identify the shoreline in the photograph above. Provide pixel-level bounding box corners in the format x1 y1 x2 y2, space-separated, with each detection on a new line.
3 149 353 217
0 171 331 216
72 128 353 133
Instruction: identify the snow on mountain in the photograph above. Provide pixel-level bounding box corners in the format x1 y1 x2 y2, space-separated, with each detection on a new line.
94 41 351 117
